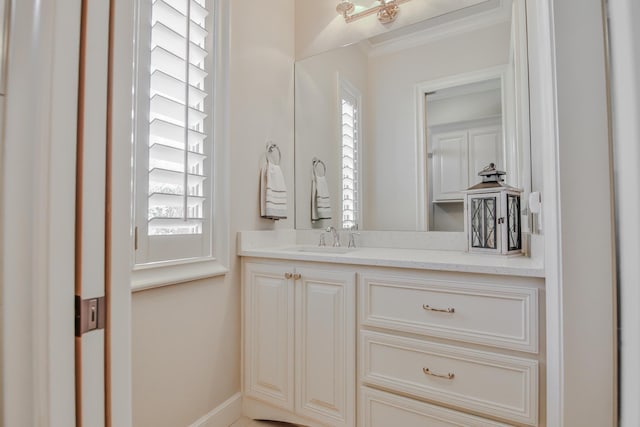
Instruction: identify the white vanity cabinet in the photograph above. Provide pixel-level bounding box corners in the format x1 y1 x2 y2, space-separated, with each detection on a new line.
242 260 356 427
240 250 545 427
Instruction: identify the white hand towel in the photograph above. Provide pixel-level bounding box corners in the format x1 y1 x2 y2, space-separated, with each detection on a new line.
311 174 331 222
260 161 287 220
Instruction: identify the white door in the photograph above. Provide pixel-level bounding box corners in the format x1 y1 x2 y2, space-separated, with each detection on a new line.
243 261 296 411
432 130 468 201
468 125 503 186
75 0 112 426
295 267 356 427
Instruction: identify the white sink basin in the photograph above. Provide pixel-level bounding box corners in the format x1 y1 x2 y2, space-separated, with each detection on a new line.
285 246 354 254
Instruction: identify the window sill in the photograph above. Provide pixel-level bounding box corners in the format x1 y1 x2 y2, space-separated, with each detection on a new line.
131 258 228 293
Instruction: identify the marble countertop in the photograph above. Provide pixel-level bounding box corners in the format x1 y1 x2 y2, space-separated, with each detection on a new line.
238 245 545 278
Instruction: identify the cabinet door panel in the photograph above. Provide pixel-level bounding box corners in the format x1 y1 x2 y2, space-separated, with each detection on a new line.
432 130 468 201
468 125 502 185
244 262 295 410
295 267 356 427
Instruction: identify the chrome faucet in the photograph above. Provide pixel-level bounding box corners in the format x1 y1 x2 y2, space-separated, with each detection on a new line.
326 226 341 247
318 231 326 247
348 224 360 248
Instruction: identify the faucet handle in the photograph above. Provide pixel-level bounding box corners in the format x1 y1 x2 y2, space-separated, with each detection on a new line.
348 227 360 248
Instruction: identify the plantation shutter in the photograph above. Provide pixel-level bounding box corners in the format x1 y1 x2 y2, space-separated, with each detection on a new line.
147 0 210 236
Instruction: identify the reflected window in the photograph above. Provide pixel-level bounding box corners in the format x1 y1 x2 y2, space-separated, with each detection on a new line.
339 77 361 230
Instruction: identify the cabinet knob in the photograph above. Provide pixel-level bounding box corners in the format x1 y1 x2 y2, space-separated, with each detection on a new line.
293 273 301 280
284 272 293 279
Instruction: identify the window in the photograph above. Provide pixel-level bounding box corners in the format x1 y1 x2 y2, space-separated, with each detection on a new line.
134 0 216 265
339 78 361 230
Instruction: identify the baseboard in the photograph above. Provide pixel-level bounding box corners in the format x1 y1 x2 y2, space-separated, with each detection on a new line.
189 392 242 427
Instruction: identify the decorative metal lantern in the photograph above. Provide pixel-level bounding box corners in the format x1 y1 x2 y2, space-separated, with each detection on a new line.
464 163 522 255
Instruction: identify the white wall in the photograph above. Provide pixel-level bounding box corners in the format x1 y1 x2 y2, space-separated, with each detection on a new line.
295 44 368 229
132 276 237 427
427 88 502 126
366 22 510 230
131 1 295 426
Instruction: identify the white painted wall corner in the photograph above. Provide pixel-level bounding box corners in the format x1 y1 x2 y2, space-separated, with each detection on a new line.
189 392 243 427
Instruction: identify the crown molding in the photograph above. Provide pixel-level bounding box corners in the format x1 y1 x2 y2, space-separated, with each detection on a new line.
367 0 511 58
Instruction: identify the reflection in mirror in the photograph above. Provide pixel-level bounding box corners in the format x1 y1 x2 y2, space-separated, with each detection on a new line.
295 0 530 232
422 73 505 232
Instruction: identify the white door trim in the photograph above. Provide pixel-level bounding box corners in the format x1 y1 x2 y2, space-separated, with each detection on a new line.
526 1 563 426
1 0 80 425
108 0 135 425
1 0 134 425
608 0 640 426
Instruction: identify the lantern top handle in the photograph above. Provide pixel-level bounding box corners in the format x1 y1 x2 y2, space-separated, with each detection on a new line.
478 163 506 183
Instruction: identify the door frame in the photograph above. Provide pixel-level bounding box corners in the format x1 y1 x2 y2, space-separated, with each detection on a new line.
414 65 507 231
0 0 134 425
608 0 640 426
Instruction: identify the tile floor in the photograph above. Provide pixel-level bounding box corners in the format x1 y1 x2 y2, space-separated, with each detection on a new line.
230 417 300 427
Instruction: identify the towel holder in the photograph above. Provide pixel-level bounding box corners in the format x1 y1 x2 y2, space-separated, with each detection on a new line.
312 157 327 177
266 142 281 164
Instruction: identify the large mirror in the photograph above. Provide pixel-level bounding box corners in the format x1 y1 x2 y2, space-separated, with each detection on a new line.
295 0 531 232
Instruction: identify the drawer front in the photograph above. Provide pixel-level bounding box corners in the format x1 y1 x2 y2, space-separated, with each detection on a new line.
360 387 512 427
361 331 538 426
359 273 538 352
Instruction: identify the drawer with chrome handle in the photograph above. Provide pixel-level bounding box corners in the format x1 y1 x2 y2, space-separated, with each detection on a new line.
360 387 514 427
359 273 539 353
360 331 539 426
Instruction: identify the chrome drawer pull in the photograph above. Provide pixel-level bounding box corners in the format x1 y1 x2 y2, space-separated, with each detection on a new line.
423 367 455 380
423 304 455 313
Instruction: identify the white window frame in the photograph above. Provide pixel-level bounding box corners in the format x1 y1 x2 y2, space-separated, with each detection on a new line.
338 76 363 230
131 0 229 290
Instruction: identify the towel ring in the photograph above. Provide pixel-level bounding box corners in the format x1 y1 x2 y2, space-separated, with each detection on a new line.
266 142 281 164
312 157 327 177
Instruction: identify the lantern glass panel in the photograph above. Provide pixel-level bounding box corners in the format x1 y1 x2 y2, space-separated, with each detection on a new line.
507 194 521 251
471 197 497 249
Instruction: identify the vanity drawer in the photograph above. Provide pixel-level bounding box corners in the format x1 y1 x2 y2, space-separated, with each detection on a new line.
360 387 512 427
360 331 538 426
359 272 538 352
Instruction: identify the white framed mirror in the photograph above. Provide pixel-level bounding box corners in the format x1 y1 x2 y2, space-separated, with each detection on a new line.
295 0 531 232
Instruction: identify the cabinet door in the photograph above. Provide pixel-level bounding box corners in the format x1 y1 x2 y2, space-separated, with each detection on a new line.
295 267 356 427
468 125 503 186
431 130 468 201
243 261 295 410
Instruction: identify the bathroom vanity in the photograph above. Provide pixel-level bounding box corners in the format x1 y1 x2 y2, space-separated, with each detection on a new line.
239 239 545 427
242 0 545 425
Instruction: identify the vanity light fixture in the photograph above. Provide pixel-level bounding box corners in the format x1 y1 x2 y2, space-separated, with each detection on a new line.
336 0 412 24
